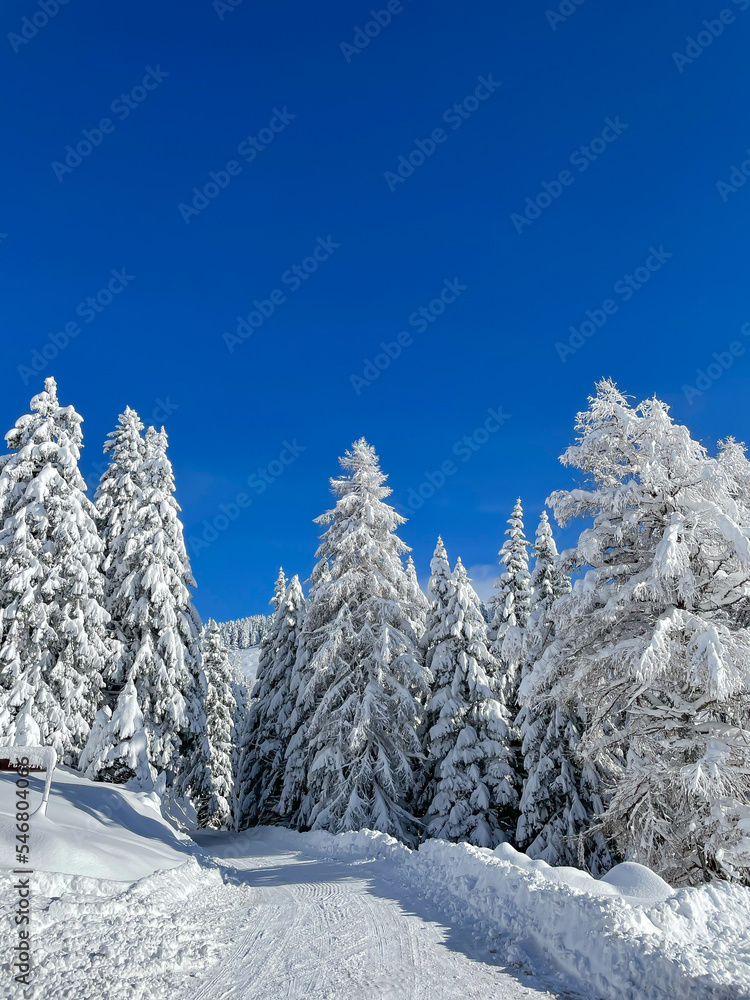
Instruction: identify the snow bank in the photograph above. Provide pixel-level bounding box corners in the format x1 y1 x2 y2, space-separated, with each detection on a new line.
0 766 198 881
0 859 231 1000
277 828 750 1000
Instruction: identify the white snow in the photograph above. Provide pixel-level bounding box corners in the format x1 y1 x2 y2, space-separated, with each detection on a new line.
2 766 749 1000
233 645 260 689
0 767 195 881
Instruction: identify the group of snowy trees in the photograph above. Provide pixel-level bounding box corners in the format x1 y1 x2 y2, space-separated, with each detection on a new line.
217 615 269 648
0 379 240 828
2 376 749 886
236 383 750 887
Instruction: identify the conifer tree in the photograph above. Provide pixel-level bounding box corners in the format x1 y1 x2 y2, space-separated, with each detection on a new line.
0 378 109 763
237 573 306 828
277 564 322 826
94 407 145 689
81 427 203 798
81 678 151 785
424 559 517 847
490 499 532 717
282 439 427 842
514 512 611 872
405 555 429 636
417 536 456 812
192 620 236 829
530 380 750 884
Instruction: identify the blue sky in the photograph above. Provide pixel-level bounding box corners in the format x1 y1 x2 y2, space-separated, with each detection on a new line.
2 0 750 617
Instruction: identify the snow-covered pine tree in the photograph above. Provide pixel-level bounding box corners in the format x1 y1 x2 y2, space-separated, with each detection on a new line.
81 426 204 800
0 378 109 763
192 620 236 829
283 439 427 843
405 555 429 637
94 406 145 690
529 379 750 884
489 498 532 718
80 678 151 785
416 536 456 812
236 573 306 829
235 569 288 828
423 558 517 847
514 511 611 873
277 562 323 826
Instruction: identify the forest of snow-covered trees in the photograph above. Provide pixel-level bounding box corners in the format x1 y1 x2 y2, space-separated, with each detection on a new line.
2 375 750 888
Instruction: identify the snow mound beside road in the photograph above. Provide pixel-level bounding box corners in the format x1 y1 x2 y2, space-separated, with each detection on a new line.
275 827 750 1000
0 766 197 881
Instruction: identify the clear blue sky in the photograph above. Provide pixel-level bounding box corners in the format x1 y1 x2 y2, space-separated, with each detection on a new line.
3 0 750 618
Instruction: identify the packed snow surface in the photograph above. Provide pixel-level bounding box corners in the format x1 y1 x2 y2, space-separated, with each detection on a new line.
2 768 750 999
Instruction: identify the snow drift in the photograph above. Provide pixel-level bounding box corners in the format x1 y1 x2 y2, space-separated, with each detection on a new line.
0 766 197 882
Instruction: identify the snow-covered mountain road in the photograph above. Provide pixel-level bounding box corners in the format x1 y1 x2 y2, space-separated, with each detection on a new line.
6 771 749 1000
190 830 560 1000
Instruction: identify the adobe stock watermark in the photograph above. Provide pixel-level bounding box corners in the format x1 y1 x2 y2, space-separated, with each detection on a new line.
682 322 750 404
715 145 750 201
17 268 135 384
188 439 306 555
672 1 749 72
394 406 511 515
8 0 70 53
383 75 500 192
546 0 589 31
511 117 628 234
555 246 672 362
214 0 246 20
223 236 340 352
340 1 412 62
51 67 170 182
178 107 296 223
350 278 466 394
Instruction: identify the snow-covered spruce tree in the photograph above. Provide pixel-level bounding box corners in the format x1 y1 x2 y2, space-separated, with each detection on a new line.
192 620 236 829
282 439 427 843
516 689 612 874
416 536 456 812
277 562 323 826
81 678 151 785
94 406 145 690
236 573 306 829
0 378 109 763
81 427 204 799
514 512 612 873
529 379 750 885
489 498 532 718
405 555 429 637
423 558 517 847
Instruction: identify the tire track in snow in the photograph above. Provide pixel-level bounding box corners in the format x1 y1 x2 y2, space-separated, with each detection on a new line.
186 838 559 1000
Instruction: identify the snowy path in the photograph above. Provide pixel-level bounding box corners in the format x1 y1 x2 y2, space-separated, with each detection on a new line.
190 831 562 1000
6 770 749 1000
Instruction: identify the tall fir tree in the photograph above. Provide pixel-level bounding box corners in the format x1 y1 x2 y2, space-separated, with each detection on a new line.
423 558 517 847
417 536 456 812
192 620 236 829
0 378 109 764
490 498 532 718
529 379 750 884
94 406 145 689
81 426 204 799
282 439 427 842
515 512 611 873
237 573 306 829
404 554 429 637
